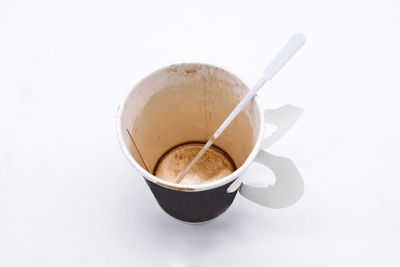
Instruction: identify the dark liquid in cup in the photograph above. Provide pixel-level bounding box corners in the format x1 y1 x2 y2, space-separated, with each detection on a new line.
153 142 237 185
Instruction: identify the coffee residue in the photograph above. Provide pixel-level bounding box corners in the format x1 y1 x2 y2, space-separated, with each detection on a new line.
153 143 236 185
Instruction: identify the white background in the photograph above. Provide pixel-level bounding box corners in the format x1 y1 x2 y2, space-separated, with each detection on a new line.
1 0 399 266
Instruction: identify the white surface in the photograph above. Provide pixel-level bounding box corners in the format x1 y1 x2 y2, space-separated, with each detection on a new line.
1 0 399 266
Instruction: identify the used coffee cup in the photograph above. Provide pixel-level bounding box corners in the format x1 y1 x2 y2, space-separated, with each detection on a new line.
116 63 304 223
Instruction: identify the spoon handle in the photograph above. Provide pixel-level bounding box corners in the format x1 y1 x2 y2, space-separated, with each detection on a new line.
212 33 305 140
262 33 305 80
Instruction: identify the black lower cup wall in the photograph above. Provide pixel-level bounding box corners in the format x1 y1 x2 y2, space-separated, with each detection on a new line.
145 178 238 223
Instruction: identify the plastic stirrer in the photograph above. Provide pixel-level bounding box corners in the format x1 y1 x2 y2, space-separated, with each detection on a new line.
175 33 306 184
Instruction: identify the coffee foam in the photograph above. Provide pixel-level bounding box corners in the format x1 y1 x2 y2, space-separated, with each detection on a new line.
153 143 236 185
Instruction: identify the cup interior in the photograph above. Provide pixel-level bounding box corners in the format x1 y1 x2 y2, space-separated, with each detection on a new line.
118 63 262 184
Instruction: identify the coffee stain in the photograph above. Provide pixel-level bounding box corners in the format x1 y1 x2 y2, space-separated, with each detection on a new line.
202 74 208 140
153 142 236 186
168 66 178 72
185 69 197 74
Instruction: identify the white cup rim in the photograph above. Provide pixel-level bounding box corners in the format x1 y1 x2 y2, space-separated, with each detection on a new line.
116 62 265 192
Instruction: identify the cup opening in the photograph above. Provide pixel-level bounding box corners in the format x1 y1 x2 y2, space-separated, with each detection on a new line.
118 63 263 189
